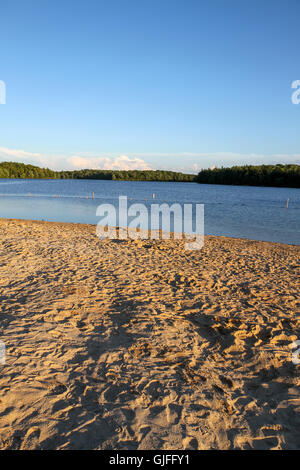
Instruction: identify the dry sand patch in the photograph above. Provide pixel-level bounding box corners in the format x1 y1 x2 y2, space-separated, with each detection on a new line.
0 219 299 449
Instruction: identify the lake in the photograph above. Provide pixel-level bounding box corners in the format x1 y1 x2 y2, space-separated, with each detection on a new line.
0 178 299 245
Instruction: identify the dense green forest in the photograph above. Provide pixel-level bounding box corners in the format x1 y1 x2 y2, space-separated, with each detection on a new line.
0 161 299 187
0 162 59 179
59 168 196 182
196 164 300 188
0 162 195 182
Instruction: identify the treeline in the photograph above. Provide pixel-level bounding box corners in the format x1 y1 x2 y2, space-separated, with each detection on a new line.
0 162 196 182
59 169 196 182
0 162 59 179
1 161 299 187
196 164 300 188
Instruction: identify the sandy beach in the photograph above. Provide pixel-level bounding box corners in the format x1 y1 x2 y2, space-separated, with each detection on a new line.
0 218 299 450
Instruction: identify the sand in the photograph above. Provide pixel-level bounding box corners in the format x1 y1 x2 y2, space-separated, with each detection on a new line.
0 218 299 450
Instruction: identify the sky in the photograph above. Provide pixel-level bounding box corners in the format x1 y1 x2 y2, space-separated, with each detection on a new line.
0 0 300 173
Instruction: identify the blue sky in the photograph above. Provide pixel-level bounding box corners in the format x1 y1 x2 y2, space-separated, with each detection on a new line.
0 0 299 172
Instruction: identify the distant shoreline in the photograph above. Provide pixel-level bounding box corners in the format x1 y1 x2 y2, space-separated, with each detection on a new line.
196 164 300 189
0 176 299 189
0 161 299 188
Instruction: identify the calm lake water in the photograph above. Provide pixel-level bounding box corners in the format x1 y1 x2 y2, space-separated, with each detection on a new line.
0 178 299 245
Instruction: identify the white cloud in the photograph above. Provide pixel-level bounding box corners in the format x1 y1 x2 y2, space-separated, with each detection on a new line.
67 155 152 171
0 147 152 171
0 146 299 174
0 147 63 169
0 147 42 160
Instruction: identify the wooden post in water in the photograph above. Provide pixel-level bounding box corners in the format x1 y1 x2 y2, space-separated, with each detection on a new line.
286 198 290 210
92 192 94 200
